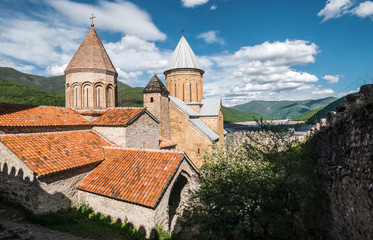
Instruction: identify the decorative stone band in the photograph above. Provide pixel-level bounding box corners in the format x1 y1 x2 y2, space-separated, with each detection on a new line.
64 67 118 77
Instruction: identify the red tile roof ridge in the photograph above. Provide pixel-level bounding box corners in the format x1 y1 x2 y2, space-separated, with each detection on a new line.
103 146 185 154
0 129 95 137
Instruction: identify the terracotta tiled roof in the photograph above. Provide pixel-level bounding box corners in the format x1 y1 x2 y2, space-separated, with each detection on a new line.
0 131 112 177
77 148 184 208
65 27 117 75
75 109 108 116
159 136 176 149
143 75 169 96
92 108 145 126
0 104 91 127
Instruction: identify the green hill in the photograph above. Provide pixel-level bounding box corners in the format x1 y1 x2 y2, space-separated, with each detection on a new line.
292 108 323 121
222 106 269 123
0 78 64 106
305 96 346 124
232 97 337 119
0 67 142 107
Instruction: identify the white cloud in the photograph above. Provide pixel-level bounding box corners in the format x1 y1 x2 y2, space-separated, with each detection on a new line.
353 1 373 18
105 35 172 85
181 0 209 8
318 0 353 22
200 40 330 106
45 64 68 76
197 31 225 44
323 74 342 84
210 5 217 10
47 0 166 41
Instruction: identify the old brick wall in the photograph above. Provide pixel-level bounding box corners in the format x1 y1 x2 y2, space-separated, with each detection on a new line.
314 84 373 239
143 92 170 139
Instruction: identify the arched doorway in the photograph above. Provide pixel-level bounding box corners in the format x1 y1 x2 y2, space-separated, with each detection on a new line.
168 173 189 232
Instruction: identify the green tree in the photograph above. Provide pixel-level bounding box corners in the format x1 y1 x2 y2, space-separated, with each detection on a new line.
181 121 329 240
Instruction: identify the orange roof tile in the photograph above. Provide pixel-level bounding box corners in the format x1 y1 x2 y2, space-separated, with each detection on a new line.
77 148 184 208
0 104 91 127
0 131 112 177
91 108 145 126
65 27 117 75
159 136 177 149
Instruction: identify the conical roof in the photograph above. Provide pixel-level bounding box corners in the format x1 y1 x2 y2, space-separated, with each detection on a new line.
65 27 117 75
143 75 169 95
164 35 204 73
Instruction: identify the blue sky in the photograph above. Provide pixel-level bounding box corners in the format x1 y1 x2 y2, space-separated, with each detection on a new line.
0 0 372 106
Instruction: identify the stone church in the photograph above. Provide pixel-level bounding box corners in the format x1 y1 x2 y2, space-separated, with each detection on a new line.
0 23 223 236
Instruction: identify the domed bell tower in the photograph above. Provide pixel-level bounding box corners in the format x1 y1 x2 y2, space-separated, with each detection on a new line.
164 34 204 103
64 18 117 111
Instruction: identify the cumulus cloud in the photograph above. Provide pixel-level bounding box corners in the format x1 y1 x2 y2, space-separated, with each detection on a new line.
201 40 332 106
181 0 209 8
353 1 373 18
45 64 68 76
47 0 166 41
210 5 217 10
323 74 341 84
318 0 353 22
105 35 172 84
197 31 225 44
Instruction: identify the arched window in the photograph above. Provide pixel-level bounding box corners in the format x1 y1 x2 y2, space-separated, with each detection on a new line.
97 87 101 107
150 97 154 102
74 86 78 108
107 88 111 107
83 85 91 108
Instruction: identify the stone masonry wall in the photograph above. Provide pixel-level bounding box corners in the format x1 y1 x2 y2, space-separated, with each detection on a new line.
314 84 373 239
92 126 127 147
126 113 159 149
169 103 213 167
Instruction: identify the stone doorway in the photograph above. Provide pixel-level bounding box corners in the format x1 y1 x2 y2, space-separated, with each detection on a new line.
168 173 189 232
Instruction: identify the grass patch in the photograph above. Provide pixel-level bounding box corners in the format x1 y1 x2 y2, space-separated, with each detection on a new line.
27 205 146 240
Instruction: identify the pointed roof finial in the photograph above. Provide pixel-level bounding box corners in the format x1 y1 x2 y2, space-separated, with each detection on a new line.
90 14 96 27
181 29 184 36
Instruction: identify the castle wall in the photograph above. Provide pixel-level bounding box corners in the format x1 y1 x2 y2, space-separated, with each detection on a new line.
0 142 95 214
126 113 159 149
199 109 224 145
169 103 214 167
165 69 203 103
314 84 373 239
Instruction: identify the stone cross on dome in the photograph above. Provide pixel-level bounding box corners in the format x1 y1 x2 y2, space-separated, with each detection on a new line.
90 14 96 27
181 29 184 36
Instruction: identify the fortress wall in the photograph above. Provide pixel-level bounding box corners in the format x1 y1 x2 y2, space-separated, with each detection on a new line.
314 84 373 239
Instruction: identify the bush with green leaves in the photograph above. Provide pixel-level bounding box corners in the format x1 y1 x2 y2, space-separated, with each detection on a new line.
181 120 329 240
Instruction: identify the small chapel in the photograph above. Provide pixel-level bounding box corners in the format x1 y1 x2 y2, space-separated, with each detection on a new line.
0 22 223 237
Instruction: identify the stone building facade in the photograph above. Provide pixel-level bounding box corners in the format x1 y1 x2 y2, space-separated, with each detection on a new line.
143 34 225 167
0 25 199 238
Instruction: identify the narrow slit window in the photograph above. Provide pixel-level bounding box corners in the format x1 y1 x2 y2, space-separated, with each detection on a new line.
107 88 111 107
175 83 177 97
150 97 154 102
97 88 101 107
190 83 192 101
75 87 78 108
86 88 89 107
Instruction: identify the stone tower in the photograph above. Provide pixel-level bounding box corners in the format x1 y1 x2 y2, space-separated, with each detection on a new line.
64 25 117 111
143 75 170 138
164 35 204 103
